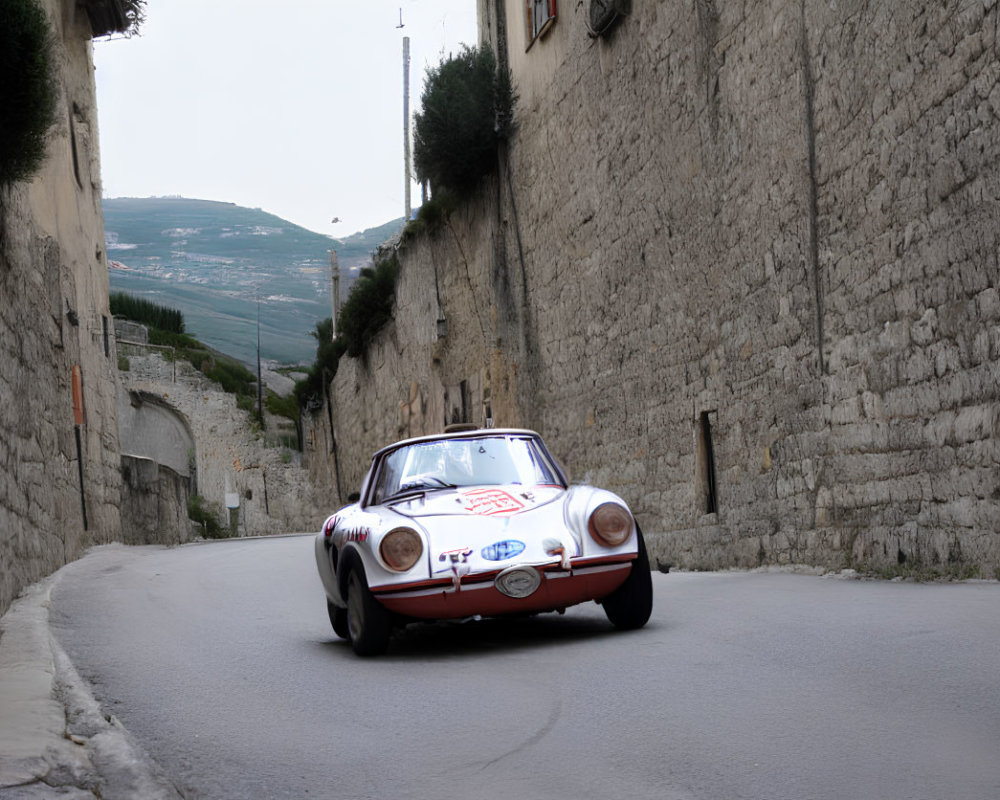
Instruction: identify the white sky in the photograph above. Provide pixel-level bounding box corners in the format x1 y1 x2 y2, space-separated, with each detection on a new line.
93 1 479 236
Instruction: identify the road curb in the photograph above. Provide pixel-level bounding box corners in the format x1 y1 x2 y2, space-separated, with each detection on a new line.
0 568 182 799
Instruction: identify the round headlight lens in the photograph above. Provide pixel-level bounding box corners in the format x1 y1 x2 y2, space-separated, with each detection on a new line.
588 503 633 547
379 527 423 571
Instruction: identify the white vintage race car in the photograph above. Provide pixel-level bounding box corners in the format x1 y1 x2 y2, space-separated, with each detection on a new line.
314 428 653 655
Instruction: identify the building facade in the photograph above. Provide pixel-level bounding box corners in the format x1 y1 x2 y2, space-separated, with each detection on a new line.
0 0 126 615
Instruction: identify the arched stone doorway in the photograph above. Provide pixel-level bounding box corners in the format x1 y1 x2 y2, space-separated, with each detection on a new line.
118 389 197 492
117 389 197 544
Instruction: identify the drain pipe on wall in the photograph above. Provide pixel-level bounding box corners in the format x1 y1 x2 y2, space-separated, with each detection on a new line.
71 365 88 530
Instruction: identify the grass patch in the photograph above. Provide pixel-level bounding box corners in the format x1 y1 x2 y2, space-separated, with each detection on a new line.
188 494 228 539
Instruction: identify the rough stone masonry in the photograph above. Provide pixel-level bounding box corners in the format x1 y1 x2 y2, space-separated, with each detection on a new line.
1 1 122 617
307 0 999 575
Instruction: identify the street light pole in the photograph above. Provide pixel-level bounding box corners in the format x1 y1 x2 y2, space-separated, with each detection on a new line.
256 293 264 429
329 249 340 335
403 35 411 221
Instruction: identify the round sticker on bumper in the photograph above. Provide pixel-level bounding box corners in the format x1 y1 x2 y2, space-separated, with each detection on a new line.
481 539 526 561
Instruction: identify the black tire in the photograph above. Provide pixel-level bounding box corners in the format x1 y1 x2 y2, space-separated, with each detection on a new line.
327 600 349 640
601 526 653 630
346 567 392 656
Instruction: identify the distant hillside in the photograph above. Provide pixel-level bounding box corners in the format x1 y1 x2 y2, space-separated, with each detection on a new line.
104 197 404 365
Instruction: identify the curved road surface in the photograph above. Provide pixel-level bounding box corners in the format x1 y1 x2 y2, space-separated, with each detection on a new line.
50 536 1000 800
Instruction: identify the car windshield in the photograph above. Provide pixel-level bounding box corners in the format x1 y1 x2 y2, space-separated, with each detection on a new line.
370 435 563 504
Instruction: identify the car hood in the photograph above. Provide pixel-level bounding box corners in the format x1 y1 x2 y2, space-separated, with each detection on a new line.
387 485 573 574
387 484 564 519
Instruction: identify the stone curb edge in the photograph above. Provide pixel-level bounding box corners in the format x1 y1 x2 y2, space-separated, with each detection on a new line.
0 571 182 799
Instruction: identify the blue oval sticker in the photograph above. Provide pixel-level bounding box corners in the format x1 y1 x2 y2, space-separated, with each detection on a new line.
481 539 526 561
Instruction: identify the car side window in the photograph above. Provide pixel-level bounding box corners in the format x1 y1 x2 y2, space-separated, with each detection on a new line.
372 449 406 504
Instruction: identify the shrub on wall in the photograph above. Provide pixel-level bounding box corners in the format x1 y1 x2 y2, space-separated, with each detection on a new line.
294 253 402 407
336 252 401 358
0 0 58 187
188 494 227 539
120 0 146 35
294 318 346 409
413 44 515 198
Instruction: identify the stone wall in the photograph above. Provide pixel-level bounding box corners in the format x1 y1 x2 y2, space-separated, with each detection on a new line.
119 342 328 536
311 0 1000 575
120 455 191 546
0 1 122 617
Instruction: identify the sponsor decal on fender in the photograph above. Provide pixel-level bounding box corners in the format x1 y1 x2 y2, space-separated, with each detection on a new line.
335 526 370 544
439 547 472 564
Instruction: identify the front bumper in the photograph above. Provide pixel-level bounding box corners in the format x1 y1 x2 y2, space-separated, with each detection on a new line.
371 556 633 620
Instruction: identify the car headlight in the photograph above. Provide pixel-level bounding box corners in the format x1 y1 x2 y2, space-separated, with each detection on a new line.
379 527 423 571
587 502 633 547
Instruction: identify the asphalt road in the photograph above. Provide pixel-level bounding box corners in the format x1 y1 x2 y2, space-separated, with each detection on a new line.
49 536 1000 800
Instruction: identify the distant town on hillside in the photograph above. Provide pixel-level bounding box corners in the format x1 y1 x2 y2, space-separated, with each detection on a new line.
104 197 404 365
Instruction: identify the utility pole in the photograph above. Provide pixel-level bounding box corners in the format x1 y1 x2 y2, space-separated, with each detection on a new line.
403 35 411 221
329 249 340 335
256 294 265 429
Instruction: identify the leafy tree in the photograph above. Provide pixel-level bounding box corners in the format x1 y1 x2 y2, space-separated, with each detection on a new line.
413 44 514 198
0 0 58 186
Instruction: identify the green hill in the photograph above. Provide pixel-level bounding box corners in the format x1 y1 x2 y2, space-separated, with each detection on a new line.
104 197 404 365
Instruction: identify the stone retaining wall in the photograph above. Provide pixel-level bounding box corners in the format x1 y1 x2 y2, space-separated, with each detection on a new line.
1 1 122 617
309 0 999 575
119 344 328 536
120 455 191 546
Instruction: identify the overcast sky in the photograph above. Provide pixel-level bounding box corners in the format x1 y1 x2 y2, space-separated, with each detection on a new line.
93 1 478 236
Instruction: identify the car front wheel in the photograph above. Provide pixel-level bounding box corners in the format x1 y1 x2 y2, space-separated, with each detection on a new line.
327 600 349 640
346 567 391 656
601 526 653 630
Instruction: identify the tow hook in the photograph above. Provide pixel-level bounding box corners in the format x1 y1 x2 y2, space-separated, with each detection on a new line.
543 538 572 570
439 547 472 590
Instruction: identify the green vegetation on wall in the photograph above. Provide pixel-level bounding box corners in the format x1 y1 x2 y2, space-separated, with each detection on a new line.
295 251 402 408
413 44 515 198
337 253 401 358
113 292 259 414
120 0 147 36
0 0 58 187
294 318 346 409
187 494 228 539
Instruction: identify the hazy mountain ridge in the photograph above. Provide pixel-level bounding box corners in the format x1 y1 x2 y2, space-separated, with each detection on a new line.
104 197 403 365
